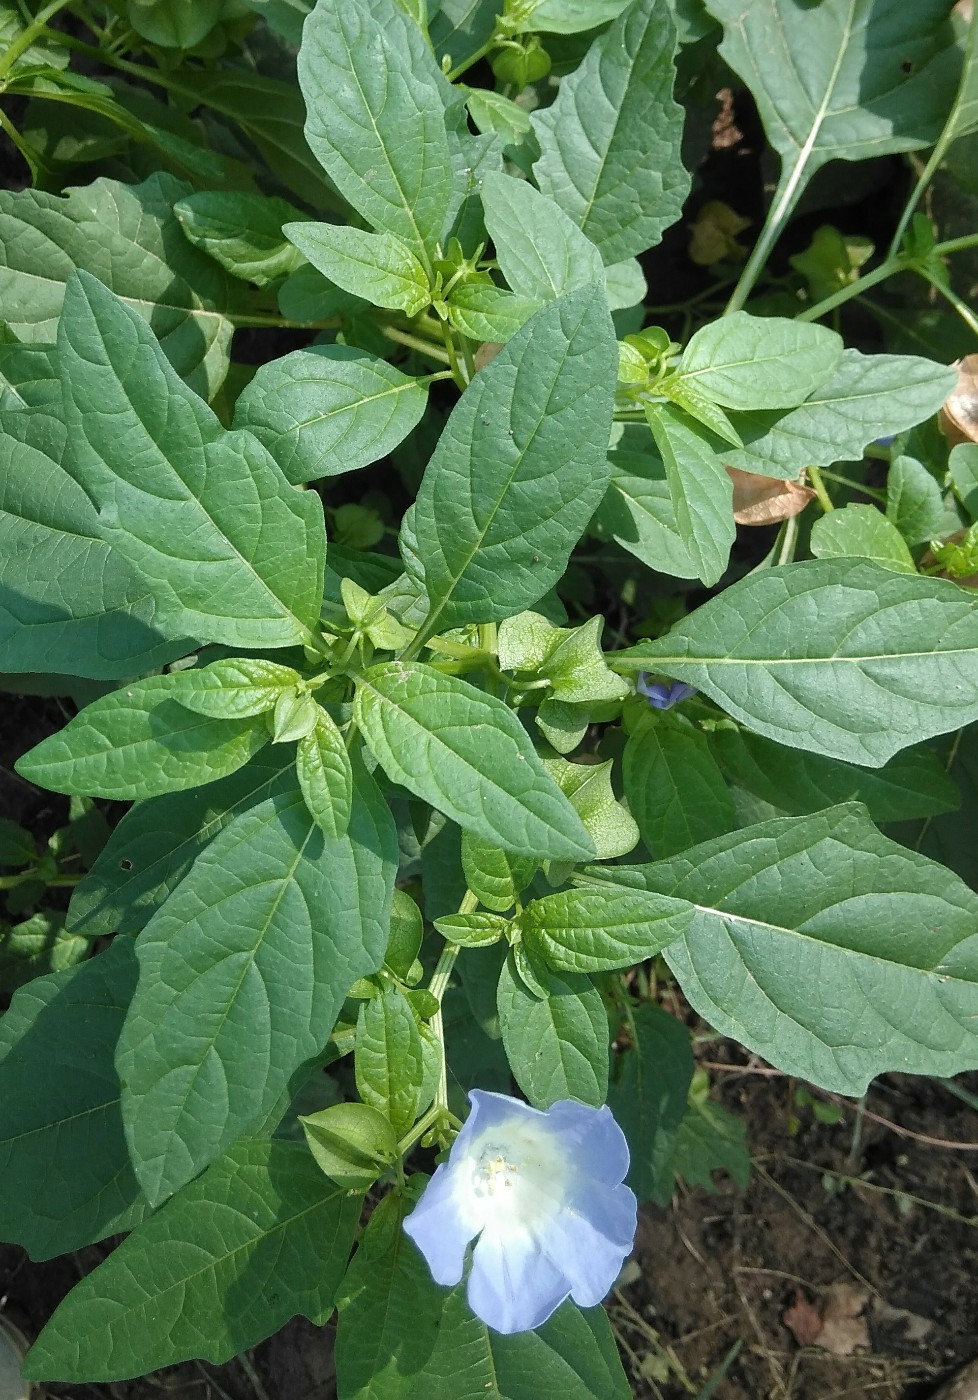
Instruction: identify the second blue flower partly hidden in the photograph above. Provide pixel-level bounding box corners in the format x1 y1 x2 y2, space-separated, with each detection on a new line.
403 1090 637 1334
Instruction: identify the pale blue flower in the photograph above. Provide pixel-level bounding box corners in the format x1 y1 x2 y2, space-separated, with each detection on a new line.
636 673 697 709
403 1090 637 1334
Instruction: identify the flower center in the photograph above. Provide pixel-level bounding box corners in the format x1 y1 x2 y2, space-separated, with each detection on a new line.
460 1123 571 1239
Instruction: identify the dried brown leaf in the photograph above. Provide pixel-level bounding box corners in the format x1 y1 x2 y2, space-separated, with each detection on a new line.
817 1283 871 1357
941 355 978 447
727 467 816 525
782 1289 823 1347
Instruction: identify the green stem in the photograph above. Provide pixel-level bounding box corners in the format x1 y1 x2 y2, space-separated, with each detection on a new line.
816 468 885 502
776 513 799 567
886 147 941 262
724 171 807 314
0 106 37 175
920 268 978 343
796 258 903 323
381 325 453 366
0 0 76 82
430 889 479 1113
0 871 80 890
806 465 834 513
228 311 341 331
446 39 494 82
438 318 468 389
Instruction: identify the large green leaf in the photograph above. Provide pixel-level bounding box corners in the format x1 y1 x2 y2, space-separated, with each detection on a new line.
721 350 956 479
706 0 959 237
810 503 916 573
413 286 616 632
420 1291 631 1400
497 954 608 1108
298 0 456 255
616 559 978 766
887 725 978 891
593 804 978 1094
608 1001 693 1206
532 0 688 263
66 749 296 935
0 939 146 1260
115 763 396 1205
596 459 698 579
354 662 595 861
58 272 325 650
623 710 735 858
285 223 431 315
0 174 240 397
22 1139 360 1381
16 675 270 801
173 191 307 287
0 409 183 679
234 345 428 484
646 404 734 588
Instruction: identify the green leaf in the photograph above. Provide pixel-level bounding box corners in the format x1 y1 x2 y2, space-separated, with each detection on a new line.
126 0 223 47
810 503 917 573
722 350 957 479
523 887 692 973
174 192 307 287
298 0 456 254
597 459 699 580
66 749 295 936
414 286 616 632
710 727 961 824
418 1291 631 1400
0 174 240 398
616 559 978 766
497 954 608 1108
386 889 424 979
539 752 640 861
646 403 734 588
115 761 396 1205
434 911 513 946
886 454 948 546
447 281 544 344
354 662 595 861
0 909 88 995
0 818 35 867
657 375 743 449
335 1192 448 1400
286 223 431 316
0 342 60 410
356 982 426 1138
296 711 354 839
673 1092 750 1192
233 345 428 485
300 1102 399 1189
887 726 978 889
460 832 536 912
600 804 978 1094
465 88 532 145
0 939 145 1260
608 1002 693 1206
706 0 959 232
480 171 604 301
514 0 632 33
17 674 270 801
0 410 183 680
676 313 842 411
0 2 68 71
171 658 301 720
59 272 325 650
532 0 689 263
22 1139 360 1381
624 710 735 858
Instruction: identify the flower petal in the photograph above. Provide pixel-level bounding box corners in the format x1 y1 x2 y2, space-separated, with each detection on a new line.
548 1181 638 1308
403 1163 476 1286
545 1101 630 1187
468 1228 570 1334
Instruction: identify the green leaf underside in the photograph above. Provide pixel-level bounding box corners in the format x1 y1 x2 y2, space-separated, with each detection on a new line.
0 410 183 679
22 1140 360 1381
233 345 427 485
16 675 270 801
413 286 617 632
0 173 239 397
354 662 594 861
0 940 145 1260
497 955 608 1108
532 0 689 264
594 804 978 1094
624 712 736 858
617 559 978 766
609 1002 693 1206
116 763 396 1205
58 272 325 650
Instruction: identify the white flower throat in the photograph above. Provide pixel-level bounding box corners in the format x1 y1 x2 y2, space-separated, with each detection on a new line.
461 1124 570 1236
